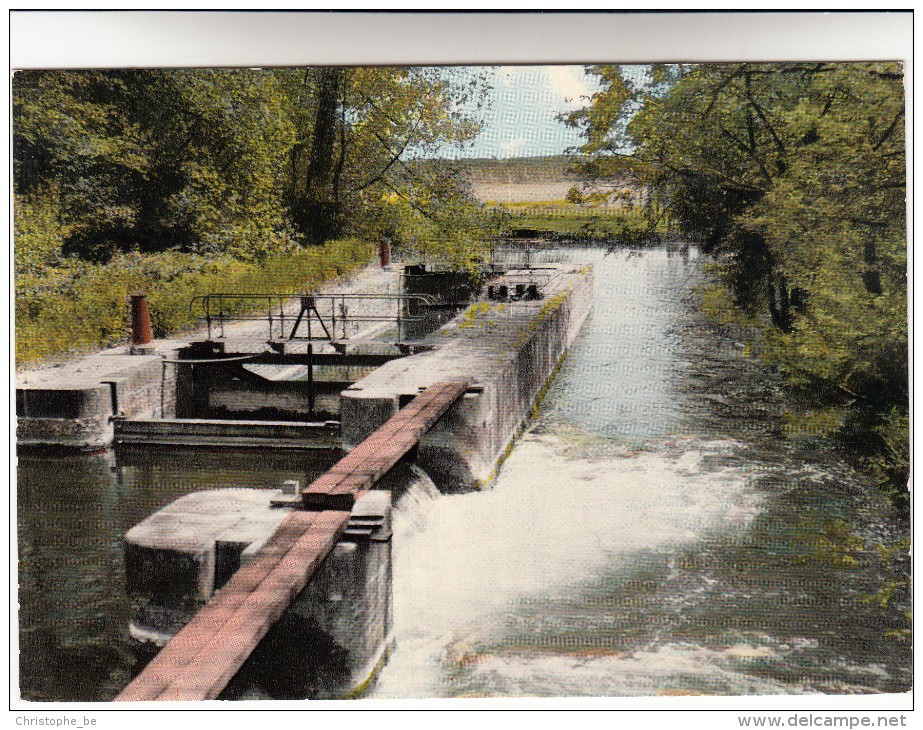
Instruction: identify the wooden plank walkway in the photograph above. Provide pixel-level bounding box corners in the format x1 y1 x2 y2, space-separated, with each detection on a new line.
114 380 469 702
302 380 470 510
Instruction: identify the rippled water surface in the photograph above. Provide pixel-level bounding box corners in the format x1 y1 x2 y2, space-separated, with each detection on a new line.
369 247 910 699
16 247 910 701
17 448 339 700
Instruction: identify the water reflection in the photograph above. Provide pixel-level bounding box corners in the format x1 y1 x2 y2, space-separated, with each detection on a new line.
16 246 910 701
370 247 910 699
17 446 339 701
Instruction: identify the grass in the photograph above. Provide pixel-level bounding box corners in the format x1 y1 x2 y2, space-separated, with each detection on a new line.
14 194 658 366
488 200 673 237
15 238 374 366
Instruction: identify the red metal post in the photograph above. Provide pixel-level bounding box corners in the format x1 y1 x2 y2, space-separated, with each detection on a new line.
130 294 152 346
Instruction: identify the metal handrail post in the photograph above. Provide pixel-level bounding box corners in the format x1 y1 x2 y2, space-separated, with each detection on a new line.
190 291 442 343
330 295 336 340
278 296 284 340
307 343 314 414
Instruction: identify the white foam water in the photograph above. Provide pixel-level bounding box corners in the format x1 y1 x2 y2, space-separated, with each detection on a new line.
368 247 909 700
372 432 763 698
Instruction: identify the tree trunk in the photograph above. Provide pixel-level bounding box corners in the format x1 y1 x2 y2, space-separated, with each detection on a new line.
304 67 339 199
768 272 794 332
295 67 342 244
862 239 883 295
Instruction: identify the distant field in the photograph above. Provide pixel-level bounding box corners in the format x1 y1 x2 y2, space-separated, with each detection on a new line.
421 154 646 207
471 181 576 203
488 195 670 238
456 155 644 207
452 154 577 184
472 183 645 211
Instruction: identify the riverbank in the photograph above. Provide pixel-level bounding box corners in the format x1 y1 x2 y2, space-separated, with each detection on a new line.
16 257 401 450
369 245 911 700
16 251 595 701
15 238 374 367
16 245 911 703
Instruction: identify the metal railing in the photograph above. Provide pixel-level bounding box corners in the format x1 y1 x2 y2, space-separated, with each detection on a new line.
189 292 438 343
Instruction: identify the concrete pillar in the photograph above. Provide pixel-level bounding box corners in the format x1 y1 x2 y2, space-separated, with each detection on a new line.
339 390 399 448
123 488 393 699
242 491 393 699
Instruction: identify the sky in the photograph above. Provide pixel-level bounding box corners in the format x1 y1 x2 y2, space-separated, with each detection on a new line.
437 65 603 160
432 64 650 160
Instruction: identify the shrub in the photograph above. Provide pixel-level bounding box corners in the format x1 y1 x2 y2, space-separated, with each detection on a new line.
15 238 374 365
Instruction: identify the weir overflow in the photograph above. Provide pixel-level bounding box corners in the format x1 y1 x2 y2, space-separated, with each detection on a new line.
17 256 594 700
17 247 912 701
115 381 469 701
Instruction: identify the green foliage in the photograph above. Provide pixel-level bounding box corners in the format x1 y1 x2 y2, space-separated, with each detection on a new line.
489 199 664 240
15 238 372 364
570 62 907 507
14 65 497 366
280 66 489 245
13 69 296 262
14 190 70 277
14 66 493 264
353 161 498 268
565 186 586 205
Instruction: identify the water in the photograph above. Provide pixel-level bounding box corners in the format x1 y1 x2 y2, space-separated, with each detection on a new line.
16 247 910 701
369 247 911 699
16 446 340 701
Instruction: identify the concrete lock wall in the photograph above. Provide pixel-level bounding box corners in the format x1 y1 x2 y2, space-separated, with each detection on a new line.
205 380 343 419
401 266 477 339
233 492 393 699
340 263 594 491
31 262 592 698
124 488 393 699
17 348 182 449
176 359 377 421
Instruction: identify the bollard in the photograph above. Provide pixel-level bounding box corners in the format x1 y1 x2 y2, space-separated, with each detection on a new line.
281 479 302 496
379 240 391 268
130 294 152 346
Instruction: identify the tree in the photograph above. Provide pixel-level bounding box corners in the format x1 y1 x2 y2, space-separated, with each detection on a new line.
568 63 907 506
13 68 294 262
285 67 343 244
281 66 488 246
14 66 491 260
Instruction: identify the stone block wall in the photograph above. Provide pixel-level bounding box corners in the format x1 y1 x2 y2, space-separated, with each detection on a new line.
123 488 393 700
428 266 594 489
17 348 182 449
340 264 594 492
